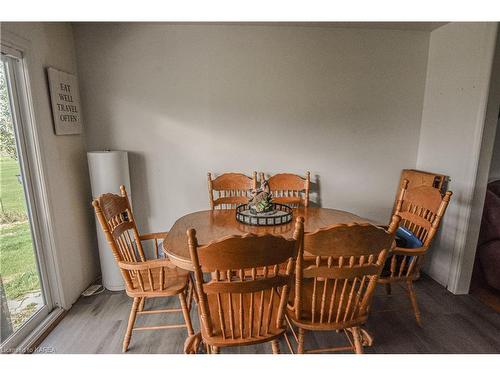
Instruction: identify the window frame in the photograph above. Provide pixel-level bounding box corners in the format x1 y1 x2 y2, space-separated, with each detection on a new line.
1 34 64 353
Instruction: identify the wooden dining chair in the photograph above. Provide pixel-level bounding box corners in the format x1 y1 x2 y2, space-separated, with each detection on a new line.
260 172 310 208
185 217 304 354
207 172 258 209
92 185 195 352
378 179 452 325
285 217 400 354
391 169 448 215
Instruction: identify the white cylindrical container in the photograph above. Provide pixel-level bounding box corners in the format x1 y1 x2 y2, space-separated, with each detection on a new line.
87 151 131 291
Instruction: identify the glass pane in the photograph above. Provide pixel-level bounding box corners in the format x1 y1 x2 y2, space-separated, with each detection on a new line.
0 59 44 344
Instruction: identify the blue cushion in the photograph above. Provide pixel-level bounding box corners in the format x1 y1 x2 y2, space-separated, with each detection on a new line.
395 226 423 249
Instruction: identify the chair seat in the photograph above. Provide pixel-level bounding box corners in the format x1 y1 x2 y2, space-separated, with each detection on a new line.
287 279 368 330
128 266 189 297
201 289 286 347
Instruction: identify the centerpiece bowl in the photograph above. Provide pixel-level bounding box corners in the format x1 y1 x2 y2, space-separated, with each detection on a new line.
235 203 293 226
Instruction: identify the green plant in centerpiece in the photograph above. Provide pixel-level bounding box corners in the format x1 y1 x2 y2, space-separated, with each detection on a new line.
248 179 274 213
256 192 273 213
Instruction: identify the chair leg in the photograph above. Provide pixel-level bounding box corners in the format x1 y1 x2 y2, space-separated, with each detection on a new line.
407 280 422 326
351 327 364 354
283 331 295 354
385 283 392 295
138 297 145 312
359 327 374 347
123 297 140 352
184 332 202 354
297 328 305 354
212 346 220 354
271 339 280 354
186 279 194 312
189 273 199 306
179 291 195 336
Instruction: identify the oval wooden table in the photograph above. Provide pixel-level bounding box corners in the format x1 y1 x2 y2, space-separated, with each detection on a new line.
163 207 373 271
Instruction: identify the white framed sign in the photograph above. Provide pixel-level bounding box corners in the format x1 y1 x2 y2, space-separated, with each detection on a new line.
47 67 82 135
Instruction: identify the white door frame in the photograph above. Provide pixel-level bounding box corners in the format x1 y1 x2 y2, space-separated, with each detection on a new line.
1 32 64 351
446 25 500 294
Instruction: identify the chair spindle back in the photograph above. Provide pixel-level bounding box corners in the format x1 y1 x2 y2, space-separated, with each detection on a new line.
395 179 452 248
92 185 145 264
293 217 399 328
386 179 452 280
93 186 167 294
261 172 310 208
188 217 304 342
207 172 258 210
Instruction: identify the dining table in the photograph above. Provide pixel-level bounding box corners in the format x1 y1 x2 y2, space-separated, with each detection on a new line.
162 207 375 271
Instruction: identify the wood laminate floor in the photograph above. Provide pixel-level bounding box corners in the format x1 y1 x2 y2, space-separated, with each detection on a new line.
470 285 500 314
39 275 500 354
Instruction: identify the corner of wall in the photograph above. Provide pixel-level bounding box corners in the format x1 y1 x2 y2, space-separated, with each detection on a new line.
414 22 499 294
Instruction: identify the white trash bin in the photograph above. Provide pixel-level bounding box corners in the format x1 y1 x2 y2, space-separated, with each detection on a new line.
87 150 131 291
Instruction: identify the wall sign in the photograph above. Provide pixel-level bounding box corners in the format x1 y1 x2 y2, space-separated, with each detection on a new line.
47 67 82 135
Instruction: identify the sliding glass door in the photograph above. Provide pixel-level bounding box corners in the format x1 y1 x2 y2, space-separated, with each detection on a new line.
0 51 52 350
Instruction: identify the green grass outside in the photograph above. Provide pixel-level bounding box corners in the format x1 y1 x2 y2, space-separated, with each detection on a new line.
0 156 40 300
0 157 27 215
1 221 39 299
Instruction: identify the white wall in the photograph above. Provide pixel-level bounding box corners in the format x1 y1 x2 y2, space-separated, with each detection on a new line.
416 22 498 291
1 23 99 309
73 23 430 235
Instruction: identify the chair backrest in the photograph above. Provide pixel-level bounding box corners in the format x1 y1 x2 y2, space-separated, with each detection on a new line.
293 217 400 329
92 185 146 264
188 217 304 341
207 172 258 209
261 172 310 208
394 179 452 248
92 186 172 295
392 169 448 214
